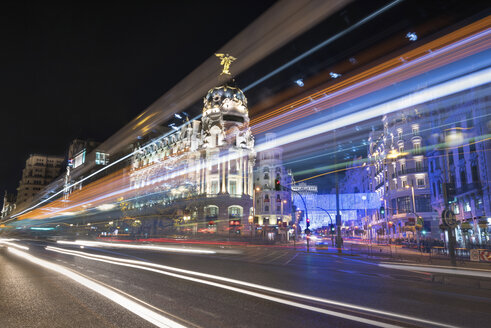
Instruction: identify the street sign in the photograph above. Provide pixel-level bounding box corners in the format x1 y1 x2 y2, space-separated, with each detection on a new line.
304 228 311 235
441 210 456 228
479 250 491 262
470 249 480 262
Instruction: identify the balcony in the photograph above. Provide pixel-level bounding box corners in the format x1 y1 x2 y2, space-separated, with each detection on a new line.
397 166 428 176
375 181 384 190
455 182 482 195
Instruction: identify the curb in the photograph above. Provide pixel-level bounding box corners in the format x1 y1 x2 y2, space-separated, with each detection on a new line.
432 274 491 290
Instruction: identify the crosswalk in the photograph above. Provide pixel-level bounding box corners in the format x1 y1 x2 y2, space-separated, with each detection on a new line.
212 247 432 284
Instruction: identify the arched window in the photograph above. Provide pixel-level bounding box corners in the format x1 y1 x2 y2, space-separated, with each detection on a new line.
228 206 243 218
264 195 270 202
206 205 219 218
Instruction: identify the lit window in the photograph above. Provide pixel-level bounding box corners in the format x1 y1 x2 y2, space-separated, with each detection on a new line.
464 202 471 212
95 152 109 165
211 181 219 194
229 181 237 195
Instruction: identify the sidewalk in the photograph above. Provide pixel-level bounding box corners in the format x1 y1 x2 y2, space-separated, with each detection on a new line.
342 240 491 269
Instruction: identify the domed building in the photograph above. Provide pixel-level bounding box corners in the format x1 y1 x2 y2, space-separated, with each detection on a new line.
129 76 256 235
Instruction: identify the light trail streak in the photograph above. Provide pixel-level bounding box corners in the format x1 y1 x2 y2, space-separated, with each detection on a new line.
46 246 457 328
0 239 29 251
251 18 491 131
7 247 187 328
8 20 491 222
294 134 491 182
243 0 404 92
255 67 491 153
13 64 489 221
56 240 216 254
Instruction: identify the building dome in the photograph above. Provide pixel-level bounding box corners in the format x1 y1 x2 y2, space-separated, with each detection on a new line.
203 85 248 120
200 81 251 148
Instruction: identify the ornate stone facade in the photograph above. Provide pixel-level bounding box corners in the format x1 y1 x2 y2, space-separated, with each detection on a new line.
129 83 255 235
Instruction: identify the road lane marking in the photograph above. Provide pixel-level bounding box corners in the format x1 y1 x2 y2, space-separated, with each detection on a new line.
379 263 491 278
7 247 187 328
194 308 220 319
283 253 298 265
46 246 456 328
266 251 290 264
156 293 174 302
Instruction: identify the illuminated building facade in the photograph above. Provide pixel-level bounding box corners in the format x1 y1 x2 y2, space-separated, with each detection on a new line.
1 191 16 219
130 82 255 235
15 154 64 207
367 109 438 240
427 88 490 245
253 133 292 238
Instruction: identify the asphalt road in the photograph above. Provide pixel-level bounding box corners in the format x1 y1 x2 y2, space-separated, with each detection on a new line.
1 239 490 328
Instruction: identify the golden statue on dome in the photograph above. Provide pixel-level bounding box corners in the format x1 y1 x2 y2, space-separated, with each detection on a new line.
215 53 236 75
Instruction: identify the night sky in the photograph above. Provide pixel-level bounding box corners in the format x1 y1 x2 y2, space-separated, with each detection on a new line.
0 2 275 194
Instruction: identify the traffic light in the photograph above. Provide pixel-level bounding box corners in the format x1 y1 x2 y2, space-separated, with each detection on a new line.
330 224 335 232
380 206 385 216
306 217 310 228
275 178 281 191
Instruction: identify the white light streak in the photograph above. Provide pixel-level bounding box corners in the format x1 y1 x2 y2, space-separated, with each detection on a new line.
256 67 491 153
96 204 116 211
6 0 405 221
47 246 456 328
0 239 29 251
56 240 216 254
8 247 186 328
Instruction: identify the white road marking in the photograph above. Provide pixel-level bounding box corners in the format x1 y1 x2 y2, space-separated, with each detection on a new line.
7 247 187 328
194 308 220 319
379 263 491 278
283 253 298 265
46 246 456 328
